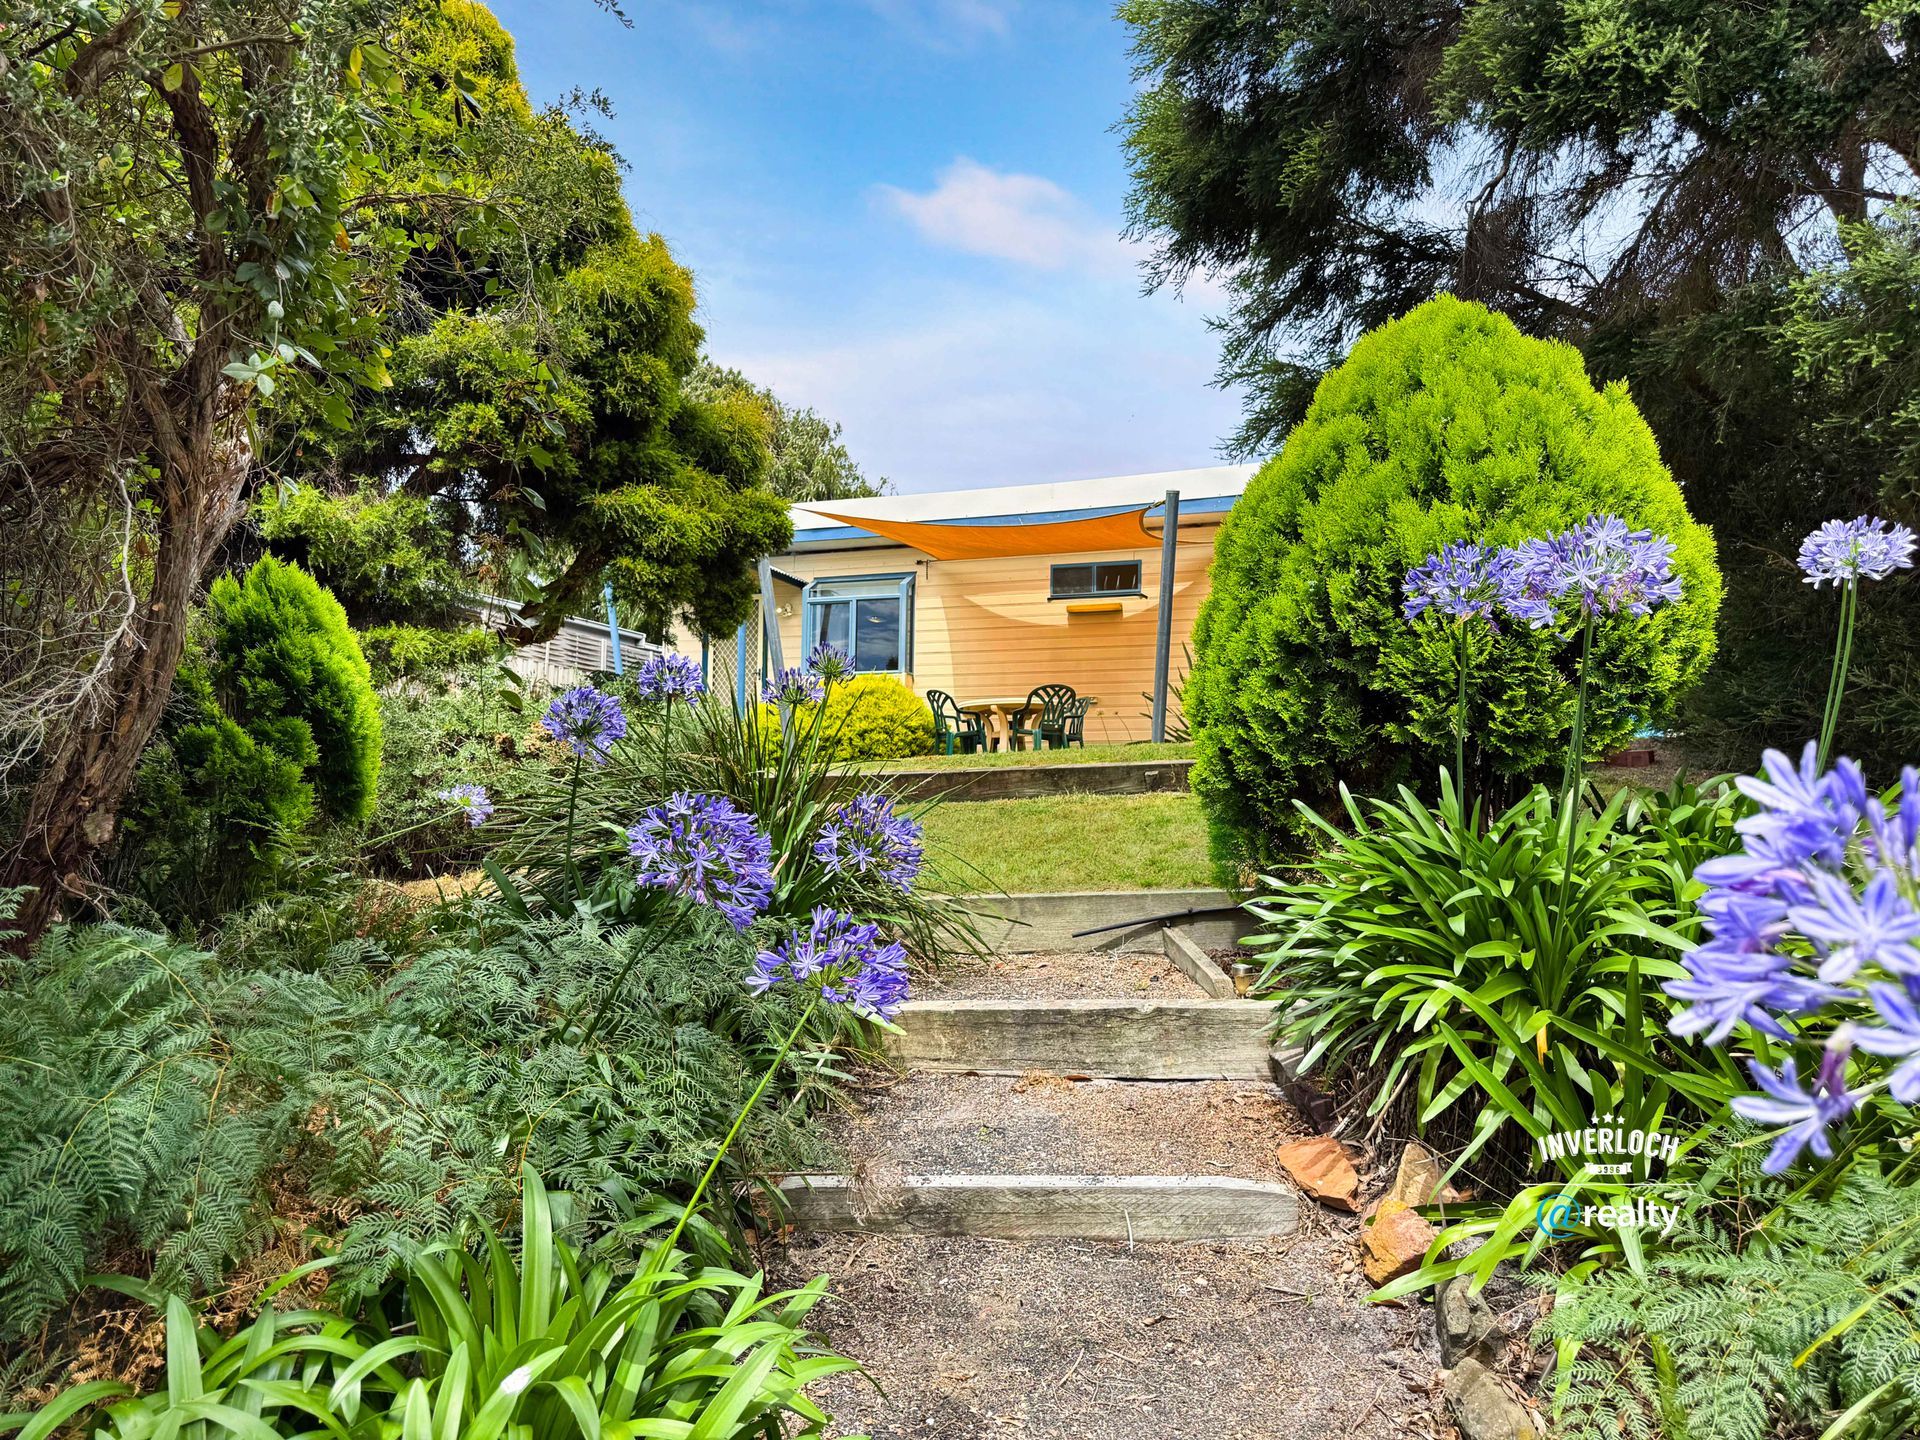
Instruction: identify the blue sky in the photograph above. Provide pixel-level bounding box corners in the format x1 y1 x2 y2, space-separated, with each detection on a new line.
489 0 1242 494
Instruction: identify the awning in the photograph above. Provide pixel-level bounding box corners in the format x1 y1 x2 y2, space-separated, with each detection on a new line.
810 506 1158 561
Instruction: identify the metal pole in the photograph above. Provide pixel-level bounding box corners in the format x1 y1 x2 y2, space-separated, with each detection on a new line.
735 624 748 712
602 581 623 675
1151 489 1181 743
757 557 785 673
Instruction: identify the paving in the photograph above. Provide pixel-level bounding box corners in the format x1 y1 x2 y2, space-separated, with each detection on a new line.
772 929 1440 1438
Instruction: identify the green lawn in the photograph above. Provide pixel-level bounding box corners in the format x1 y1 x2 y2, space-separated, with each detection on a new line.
919 791 1218 894
866 741 1195 771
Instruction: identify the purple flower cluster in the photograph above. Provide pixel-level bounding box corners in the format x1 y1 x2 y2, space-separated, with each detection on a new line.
1498 514 1683 628
813 792 925 889
748 905 911 1021
1798 515 1917 589
636 652 706 704
1402 541 1511 624
807 642 854 684
762 665 825 707
1664 742 1920 1170
1402 515 1683 634
626 791 775 931
543 684 628 763
438 783 493 827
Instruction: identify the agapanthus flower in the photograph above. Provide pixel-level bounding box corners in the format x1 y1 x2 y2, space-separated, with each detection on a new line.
636 652 707 704
813 792 925 889
762 665 824 707
1498 514 1684 628
543 684 628 763
438 783 494 827
1402 541 1512 624
1666 743 1920 1169
1855 983 1920 1104
626 791 774 931
807 642 854 685
748 905 910 1021
1798 515 1918 589
1731 1040 1859 1174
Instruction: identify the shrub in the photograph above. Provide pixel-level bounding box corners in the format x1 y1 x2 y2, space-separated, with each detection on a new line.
205 555 383 821
110 665 316 920
1187 295 1720 863
761 674 932 761
357 622 500 684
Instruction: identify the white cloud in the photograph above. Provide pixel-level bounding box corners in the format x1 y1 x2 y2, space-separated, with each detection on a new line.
709 289 1244 494
877 158 1135 275
860 0 1017 47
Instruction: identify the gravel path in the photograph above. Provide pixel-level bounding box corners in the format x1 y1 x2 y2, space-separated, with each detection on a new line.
776 1229 1435 1440
815 1073 1305 1182
921 948 1204 1001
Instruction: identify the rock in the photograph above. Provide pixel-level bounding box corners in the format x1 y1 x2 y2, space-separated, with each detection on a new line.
1388 1141 1446 1207
1361 1198 1437 1286
1444 1357 1537 1440
1436 1276 1502 1366
1276 1136 1360 1212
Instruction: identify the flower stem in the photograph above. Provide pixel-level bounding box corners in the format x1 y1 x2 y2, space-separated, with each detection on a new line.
644 995 818 1276
575 898 682 1047
563 750 583 894
1454 624 1470 815
1816 581 1858 770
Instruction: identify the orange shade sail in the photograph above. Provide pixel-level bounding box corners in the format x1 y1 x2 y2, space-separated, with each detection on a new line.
811 506 1158 561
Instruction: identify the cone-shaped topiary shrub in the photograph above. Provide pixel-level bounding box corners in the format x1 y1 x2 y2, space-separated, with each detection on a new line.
1188 296 1720 867
205 555 383 822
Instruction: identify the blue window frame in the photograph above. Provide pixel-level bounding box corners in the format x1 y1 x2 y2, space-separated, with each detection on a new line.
801 573 915 674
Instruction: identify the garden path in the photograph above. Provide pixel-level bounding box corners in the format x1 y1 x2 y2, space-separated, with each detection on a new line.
772 948 1441 1438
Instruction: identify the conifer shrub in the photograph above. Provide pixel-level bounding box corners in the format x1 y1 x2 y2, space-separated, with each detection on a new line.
205 555 383 821
1188 296 1720 864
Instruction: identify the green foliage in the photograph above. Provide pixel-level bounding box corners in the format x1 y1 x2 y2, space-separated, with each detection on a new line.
205 557 383 823
1187 297 1720 862
685 360 888 501
8 1170 855 1440
255 483 465 627
1117 0 1919 459
356 664 537 875
111 666 315 920
278 4 795 649
1249 775 1742 1172
778 676 935 762
0 899 832 1336
358 624 502 685
1542 1155 1920 1440
1627 207 1920 776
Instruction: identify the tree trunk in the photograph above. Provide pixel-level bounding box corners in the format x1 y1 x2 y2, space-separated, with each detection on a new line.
4 427 252 945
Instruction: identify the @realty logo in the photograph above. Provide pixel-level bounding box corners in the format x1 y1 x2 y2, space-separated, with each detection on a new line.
1536 1191 1680 1238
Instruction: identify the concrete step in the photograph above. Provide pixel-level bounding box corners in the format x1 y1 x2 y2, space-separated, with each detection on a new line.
778 1172 1300 1241
883 997 1275 1080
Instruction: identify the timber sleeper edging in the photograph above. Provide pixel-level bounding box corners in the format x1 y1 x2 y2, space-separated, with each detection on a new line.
883 997 1275 1080
776 1172 1300 1242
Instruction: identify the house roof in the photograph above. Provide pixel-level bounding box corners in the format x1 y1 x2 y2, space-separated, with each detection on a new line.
788 463 1259 553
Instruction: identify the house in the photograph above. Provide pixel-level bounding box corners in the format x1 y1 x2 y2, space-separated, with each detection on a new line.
693 464 1256 746
465 595 662 688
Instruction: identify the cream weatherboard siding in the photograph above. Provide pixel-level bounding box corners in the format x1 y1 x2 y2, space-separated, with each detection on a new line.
719 514 1225 746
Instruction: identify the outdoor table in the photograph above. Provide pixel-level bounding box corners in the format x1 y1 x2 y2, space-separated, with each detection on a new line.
957 695 1098 752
